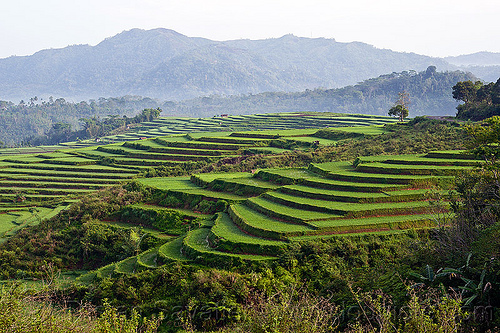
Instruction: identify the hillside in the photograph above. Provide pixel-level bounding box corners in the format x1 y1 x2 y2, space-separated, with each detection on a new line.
161 67 477 117
0 114 461 245
0 28 454 102
453 65 500 83
444 52 500 83
1 115 490 332
0 97 162 146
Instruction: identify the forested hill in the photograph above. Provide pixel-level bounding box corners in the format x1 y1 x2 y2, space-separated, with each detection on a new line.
0 28 454 102
0 96 161 146
160 67 477 117
0 67 476 145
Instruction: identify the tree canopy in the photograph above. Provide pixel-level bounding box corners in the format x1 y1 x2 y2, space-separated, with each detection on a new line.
29 108 162 145
454 78 500 120
388 104 409 121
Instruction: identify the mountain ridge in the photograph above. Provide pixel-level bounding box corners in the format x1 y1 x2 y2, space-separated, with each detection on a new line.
0 28 457 102
445 51 500 66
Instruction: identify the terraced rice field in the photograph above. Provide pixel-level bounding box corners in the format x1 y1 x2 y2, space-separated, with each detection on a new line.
2 115 388 240
0 152 136 203
183 228 275 262
0 205 70 243
61 113 397 145
131 150 476 264
0 149 141 242
0 114 474 277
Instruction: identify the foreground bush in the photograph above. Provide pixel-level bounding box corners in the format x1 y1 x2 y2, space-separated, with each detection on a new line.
0 285 162 333
216 286 465 333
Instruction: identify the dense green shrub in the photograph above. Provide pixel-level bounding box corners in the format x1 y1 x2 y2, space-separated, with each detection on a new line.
158 195 182 208
119 205 194 234
215 200 229 212
194 200 217 214
314 128 365 140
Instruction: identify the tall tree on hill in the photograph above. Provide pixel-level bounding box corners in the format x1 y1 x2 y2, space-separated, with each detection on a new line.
388 91 410 121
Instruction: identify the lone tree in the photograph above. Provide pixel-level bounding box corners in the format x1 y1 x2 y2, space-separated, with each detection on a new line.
388 91 410 121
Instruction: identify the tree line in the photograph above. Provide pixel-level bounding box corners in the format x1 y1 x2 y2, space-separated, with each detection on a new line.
0 67 476 146
453 78 500 120
0 96 162 146
28 108 162 146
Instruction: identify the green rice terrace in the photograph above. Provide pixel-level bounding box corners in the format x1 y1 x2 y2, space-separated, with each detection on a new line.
0 113 397 245
76 148 479 281
0 112 481 284
93 112 397 144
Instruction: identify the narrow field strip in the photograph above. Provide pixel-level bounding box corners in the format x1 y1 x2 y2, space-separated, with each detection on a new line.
301 177 406 192
290 229 412 241
356 162 471 176
229 204 314 239
0 168 137 179
256 168 407 191
0 180 110 189
169 188 247 202
8 163 134 173
158 237 191 261
114 256 138 275
137 248 159 268
246 196 340 223
0 187 95 195
0 175 121 184
424 150 475 159
191 172 251 184
183 228 275 261
309 162 451 184
212 213 284 245
138 177 199 190
263 191 435 217
307 215 437 235
279 185 390 203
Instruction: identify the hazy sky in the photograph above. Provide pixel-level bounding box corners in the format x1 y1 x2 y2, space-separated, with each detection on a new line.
1 0 499 59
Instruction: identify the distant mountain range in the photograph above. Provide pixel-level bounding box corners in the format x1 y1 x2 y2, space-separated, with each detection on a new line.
0 28 498 103
444 52 500 83
444 52 500 67
0 28 465 102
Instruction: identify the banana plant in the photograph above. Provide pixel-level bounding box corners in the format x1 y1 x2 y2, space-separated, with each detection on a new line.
452 268 492 306
419 254 494 307
409 264 450 288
